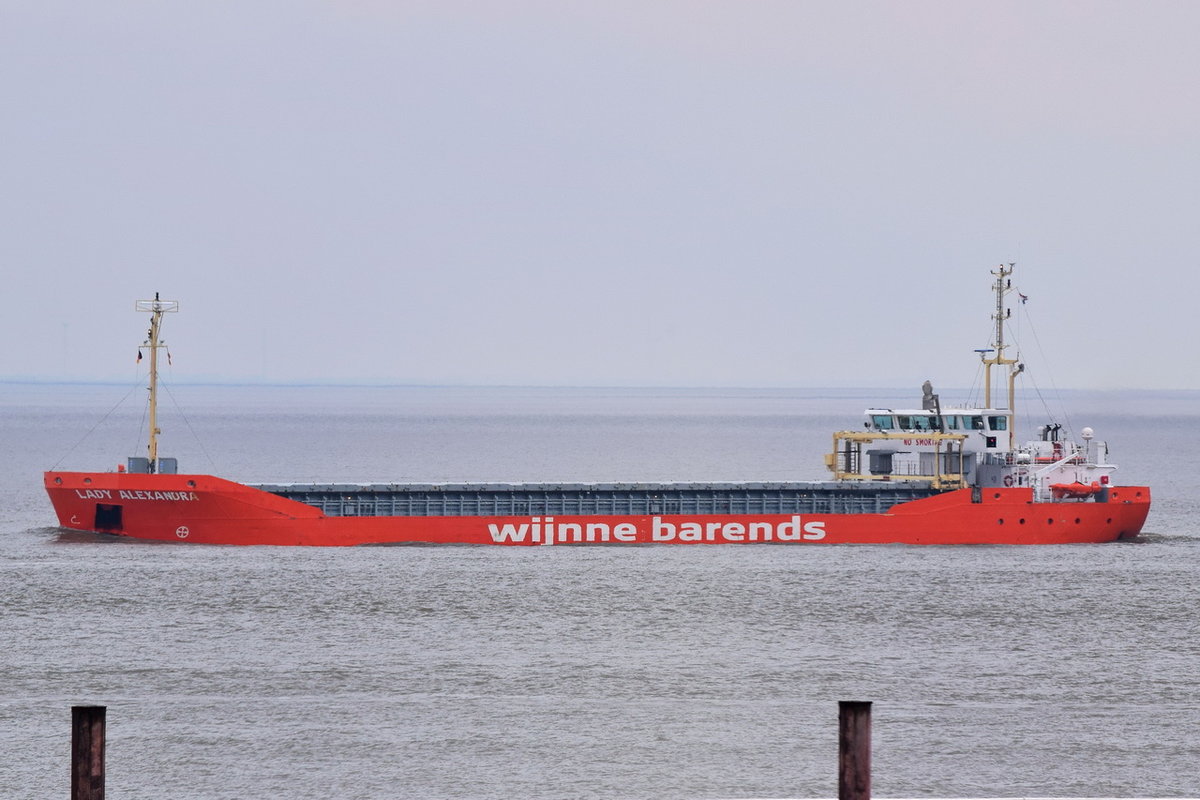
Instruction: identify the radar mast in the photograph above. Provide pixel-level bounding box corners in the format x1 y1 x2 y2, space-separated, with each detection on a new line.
979 264 1024 447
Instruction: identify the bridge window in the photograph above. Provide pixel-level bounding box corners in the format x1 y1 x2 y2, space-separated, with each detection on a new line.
969 416 985 430
987 415 1008 431
871 414 895 429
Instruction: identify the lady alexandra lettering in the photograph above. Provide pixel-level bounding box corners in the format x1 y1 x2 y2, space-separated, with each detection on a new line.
74 488 199 502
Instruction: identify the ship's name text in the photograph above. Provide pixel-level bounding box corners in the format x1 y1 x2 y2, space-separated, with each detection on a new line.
488 515 826 544
74 489 199 502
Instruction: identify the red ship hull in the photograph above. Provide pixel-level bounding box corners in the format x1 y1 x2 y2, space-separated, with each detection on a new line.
44 471 1151 546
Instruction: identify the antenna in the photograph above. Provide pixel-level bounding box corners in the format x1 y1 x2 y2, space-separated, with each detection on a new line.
136 293 179 473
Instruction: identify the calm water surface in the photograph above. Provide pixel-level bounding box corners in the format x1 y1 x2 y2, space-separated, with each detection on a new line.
2 384 1199 799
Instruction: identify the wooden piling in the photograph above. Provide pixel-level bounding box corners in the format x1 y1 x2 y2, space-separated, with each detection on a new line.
71 705 106 800
838 700 871 800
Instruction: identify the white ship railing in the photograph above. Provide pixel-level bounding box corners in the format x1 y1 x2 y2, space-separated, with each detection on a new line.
1030 451 1116 502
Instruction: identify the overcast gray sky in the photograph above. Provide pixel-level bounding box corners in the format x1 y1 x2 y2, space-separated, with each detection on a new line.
3 1 1197 389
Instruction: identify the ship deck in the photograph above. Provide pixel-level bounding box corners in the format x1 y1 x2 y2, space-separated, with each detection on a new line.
250 480 942 518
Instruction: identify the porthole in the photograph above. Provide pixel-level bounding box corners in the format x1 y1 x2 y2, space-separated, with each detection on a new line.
54 477 62 485
1047 518 1054 525
993 492 1002 499
1074 518 1081 524
187 480 196 488
1019 518 1026 525
83 478 92 484
998 519 1005 525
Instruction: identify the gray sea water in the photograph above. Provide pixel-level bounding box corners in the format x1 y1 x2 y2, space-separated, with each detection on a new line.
2 383 1199 799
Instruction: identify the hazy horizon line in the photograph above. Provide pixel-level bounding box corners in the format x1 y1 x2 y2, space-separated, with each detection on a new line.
3 377 1196 394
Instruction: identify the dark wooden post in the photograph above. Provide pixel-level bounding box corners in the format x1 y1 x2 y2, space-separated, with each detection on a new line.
838 701 871 800
72 705 106 800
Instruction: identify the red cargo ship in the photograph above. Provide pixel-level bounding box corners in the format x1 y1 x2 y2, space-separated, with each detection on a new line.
44 267 1150 546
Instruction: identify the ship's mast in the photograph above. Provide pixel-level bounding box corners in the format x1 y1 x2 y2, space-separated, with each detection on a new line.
136 294 178 473
979 264 1023 447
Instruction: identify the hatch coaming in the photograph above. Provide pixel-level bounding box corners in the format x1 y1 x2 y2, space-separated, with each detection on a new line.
250 480 942 518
